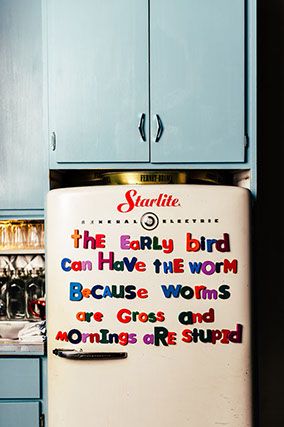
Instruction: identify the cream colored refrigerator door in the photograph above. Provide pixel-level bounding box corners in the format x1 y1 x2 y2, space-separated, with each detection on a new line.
46 185 252 427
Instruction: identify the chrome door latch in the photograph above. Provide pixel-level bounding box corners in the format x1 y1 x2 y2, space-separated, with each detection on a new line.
40 414 45 427
51 132 56 151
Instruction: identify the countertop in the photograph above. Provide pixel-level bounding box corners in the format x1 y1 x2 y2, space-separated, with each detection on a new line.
0 339 46 356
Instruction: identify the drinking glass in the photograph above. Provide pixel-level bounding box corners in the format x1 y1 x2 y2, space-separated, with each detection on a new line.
27 223 40 249
37 222 45 249
0 222 11 250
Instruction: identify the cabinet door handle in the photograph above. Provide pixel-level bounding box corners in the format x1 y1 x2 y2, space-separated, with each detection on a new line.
155 114 164 142
138 113 146 141
53 348 128 360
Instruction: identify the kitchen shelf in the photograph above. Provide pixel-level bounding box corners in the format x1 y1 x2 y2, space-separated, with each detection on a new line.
0 249 45 255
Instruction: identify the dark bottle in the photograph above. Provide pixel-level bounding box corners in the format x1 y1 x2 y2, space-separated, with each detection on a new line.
26 268 45 319
6 269 26 320
0 268 9 319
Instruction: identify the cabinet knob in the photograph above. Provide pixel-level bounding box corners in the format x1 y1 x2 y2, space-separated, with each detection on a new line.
155 114 163 142
138 113 146 141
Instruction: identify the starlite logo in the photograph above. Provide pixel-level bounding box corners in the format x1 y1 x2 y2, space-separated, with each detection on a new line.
117 189 181 213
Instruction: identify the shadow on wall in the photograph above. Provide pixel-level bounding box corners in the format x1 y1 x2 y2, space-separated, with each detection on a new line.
256 1 284 426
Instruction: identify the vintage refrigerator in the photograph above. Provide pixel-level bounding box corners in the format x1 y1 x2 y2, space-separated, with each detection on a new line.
46 179 252 426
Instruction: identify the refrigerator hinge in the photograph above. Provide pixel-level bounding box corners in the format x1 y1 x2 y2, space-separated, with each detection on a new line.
51 131 57 151
40 414 45 427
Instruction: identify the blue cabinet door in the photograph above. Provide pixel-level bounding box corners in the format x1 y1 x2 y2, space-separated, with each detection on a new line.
48 0 149 163
0 402 39 427
0 358 40 399
0 0 48 212
150 0 245 163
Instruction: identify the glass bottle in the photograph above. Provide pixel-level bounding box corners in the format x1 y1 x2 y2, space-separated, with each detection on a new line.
25 268 45 319
38 266 45 294
6 269 26 320
0 268 10 319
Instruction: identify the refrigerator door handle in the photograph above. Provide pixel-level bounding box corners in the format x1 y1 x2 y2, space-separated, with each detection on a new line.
53 348 128 360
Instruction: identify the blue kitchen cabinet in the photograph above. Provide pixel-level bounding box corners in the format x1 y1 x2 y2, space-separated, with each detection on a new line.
47 0 255 169
48 0 149 163
0 0 48 218
0 358 40 399
0 356 46 427
0 402 40 427
150 0 245 163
